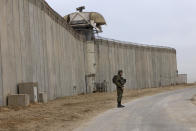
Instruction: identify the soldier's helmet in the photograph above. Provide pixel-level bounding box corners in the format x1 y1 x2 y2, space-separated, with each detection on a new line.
118 70 123 75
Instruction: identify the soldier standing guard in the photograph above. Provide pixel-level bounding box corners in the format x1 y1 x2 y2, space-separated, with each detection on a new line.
113 70 126 108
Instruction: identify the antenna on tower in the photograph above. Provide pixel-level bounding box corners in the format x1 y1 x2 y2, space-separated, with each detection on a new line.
76 6 85 12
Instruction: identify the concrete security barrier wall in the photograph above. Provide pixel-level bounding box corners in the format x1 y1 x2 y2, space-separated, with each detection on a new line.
95 38 177 91
0 0 87 106
0 0 178 106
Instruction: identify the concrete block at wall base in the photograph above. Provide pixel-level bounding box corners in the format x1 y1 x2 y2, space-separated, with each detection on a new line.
192 95 196 101
8 94 30 107
38 93 48 103
18 84 38 103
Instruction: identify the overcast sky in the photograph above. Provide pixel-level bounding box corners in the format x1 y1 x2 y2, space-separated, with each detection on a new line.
45 0 196 82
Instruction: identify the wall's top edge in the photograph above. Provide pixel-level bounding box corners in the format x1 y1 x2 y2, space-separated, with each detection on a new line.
95 37 176 52
30 0 86 41
178 74 188 76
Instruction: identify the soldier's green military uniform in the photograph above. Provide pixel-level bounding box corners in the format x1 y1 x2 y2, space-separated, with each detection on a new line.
115 75 124 103
113 70 126 108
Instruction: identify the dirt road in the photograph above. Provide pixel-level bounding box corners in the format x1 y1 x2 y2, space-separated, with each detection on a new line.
76 87 196 131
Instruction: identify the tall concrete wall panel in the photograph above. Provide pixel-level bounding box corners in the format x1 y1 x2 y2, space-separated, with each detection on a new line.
0 0 87 105
95 39 177 91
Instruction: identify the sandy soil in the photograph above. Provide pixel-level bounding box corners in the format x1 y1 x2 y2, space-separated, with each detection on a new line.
0 84 194 131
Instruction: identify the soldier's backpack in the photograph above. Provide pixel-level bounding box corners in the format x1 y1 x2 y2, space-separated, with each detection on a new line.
112 75 118 84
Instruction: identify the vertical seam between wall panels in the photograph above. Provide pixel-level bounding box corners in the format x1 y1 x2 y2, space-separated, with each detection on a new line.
0 15 3 105
19 0 24 82
83 41 87 93
12 0 18 93
107 40 111 92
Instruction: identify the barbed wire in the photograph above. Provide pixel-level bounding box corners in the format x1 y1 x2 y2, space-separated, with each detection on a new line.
95 36 175 50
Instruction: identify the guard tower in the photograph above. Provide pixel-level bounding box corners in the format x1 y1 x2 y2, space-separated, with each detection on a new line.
64 6 106 93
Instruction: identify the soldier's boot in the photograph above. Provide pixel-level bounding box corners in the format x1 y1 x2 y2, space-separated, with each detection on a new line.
120 101 125 107
117 102 125 108
117 102 122 108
